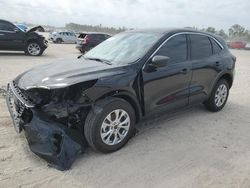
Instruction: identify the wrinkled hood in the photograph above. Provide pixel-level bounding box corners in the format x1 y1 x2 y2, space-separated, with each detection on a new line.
15 58 128 90
27 26 45 33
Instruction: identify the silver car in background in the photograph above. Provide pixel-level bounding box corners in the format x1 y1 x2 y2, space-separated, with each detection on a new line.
49 31 77 43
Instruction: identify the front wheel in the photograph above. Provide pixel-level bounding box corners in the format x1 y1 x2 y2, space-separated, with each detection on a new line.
84 98 136 153
204 79 229 112
25 42 43 56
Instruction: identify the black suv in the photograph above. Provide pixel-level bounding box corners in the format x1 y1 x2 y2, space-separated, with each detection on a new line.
76 32 111 53
6 28 235 170
0 19 48 56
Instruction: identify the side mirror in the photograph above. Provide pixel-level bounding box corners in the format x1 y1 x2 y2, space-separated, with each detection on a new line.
150 55 170 68
13 28 20 33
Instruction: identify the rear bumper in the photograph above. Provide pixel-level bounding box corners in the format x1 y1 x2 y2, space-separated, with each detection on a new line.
75 44 91 52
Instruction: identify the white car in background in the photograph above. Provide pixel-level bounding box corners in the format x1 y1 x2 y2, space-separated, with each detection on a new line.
49 31 77 43
245 43 250 50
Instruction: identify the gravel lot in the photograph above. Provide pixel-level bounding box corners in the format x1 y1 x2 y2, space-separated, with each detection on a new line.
0 44 250 188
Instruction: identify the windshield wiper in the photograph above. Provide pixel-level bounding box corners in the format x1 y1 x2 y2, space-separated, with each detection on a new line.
85 57 112 65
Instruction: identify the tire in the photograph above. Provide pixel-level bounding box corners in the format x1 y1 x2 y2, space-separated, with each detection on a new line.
204 79 229 112
84 97 136 153
79 49 85 53
25 42 43 56
56 38 63 43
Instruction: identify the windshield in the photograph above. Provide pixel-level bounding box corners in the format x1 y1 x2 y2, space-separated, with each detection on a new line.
15 24 27 32
84 32 162 65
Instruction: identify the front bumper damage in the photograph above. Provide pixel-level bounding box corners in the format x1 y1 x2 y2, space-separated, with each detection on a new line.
6 82 88 170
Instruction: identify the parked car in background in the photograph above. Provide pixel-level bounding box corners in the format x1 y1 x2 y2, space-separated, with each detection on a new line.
6 28 235 169
76 32 111 53
228 41 246 49
49 31 77 43
245 43 250 50
0 19 48 56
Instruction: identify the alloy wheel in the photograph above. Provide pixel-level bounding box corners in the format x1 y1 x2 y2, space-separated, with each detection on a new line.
215 84 228 107
27 43 41 56
100 109 130 145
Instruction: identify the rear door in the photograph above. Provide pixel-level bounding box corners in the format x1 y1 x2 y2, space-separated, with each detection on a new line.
0 21 25 50
188 34 223 104
143 34 192 114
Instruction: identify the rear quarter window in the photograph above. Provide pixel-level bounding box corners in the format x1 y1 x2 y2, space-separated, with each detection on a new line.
78 33 86 38
209 38 222 54
190 34 212 59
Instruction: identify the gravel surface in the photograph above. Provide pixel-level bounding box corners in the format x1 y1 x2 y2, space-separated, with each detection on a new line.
0 45 250 188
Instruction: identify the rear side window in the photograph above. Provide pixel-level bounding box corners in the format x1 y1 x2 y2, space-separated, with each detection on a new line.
210 38 222 54
190 34 212 59
78 33 86 38
155 34 187 64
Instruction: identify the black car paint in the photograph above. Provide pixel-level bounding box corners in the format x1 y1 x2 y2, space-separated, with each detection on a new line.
6 28 235 170
0 19 47 52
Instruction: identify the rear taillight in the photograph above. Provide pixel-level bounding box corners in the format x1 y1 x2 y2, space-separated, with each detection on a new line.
82 35 89 44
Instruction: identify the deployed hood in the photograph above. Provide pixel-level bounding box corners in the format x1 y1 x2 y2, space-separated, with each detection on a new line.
27 26 45 33
15 58 127 90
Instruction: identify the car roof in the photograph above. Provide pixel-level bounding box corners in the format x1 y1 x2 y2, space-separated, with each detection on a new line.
125 28 216 36
79 32 111 36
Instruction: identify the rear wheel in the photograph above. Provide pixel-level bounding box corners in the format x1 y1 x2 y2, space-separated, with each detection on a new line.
204 79 229 112
25 42 43 56
56 38 63 43
84 98 136 153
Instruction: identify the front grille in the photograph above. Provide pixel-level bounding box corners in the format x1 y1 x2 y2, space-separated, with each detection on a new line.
7 82 34 133
10 81 35 108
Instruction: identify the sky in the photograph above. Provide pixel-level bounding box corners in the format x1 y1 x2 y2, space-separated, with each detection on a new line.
0 0 249 30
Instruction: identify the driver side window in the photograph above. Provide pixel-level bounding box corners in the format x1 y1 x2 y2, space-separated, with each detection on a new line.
0 22 15 31
155 34 187 64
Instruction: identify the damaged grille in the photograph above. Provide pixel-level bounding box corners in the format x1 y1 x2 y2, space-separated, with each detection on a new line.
10 81 35 108
6 81 34 132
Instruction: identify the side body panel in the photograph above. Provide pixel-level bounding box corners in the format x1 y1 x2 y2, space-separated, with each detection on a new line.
0 21 26 50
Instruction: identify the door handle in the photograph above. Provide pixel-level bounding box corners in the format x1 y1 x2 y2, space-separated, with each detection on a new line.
179 68 189 74
0 33 5 36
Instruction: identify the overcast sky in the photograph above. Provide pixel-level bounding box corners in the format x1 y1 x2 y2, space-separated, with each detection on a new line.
0 0 249 30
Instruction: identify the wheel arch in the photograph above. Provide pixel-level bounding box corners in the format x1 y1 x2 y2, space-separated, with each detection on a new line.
220 73 233 88
209 71 234 96
95 90 143 123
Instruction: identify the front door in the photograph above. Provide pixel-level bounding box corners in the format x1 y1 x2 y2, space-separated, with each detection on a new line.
143 34 192 114
0 21 25 50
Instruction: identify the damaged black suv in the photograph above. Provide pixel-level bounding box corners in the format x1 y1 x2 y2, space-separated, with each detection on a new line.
7 28 235 170
0 19 47 56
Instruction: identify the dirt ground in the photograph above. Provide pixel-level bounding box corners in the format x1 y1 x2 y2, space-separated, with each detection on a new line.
0 43 250 188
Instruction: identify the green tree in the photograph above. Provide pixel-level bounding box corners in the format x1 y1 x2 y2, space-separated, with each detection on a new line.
206 27 216 34
218 29 228 39
228 24 246 37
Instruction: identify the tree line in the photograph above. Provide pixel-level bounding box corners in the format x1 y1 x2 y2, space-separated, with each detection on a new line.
65 23 250 41
190 24 250 41
65 23 126 34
